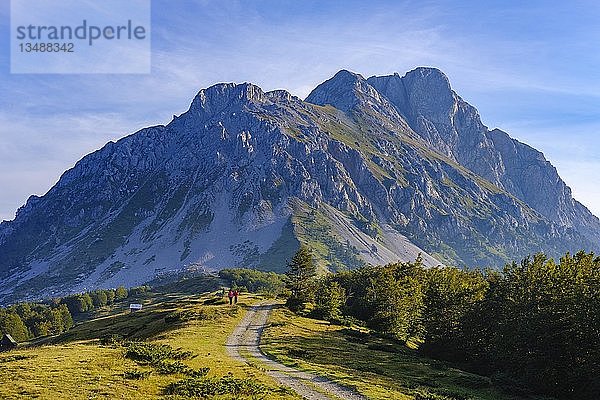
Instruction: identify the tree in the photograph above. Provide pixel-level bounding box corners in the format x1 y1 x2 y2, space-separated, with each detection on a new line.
219 268 286 296
115 286 128 301
369 263 425 340
105 289 116 304
62 294 93 314
0 311 29 342
80 293 93 311
90 290 108 308
285 246 318 310
312 278 346 321
57 304 73 331
129 285 150 296
420 266 487 360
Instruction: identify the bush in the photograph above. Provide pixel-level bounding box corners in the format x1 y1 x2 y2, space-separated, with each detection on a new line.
203 297 227 306
124 342 194 365
165 375 271 397
366 342 399 353
164 307 219 324
490 372 531 396
154 360 209 377
123 369 151 380
90 290 108 308
155 360 190 375
0 311 28 341
218 268 286 296
115 286 128 300
99 334 124 346
129 285 150 297
413 391 459 400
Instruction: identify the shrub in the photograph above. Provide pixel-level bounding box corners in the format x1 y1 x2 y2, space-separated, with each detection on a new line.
155 360 190 375
366 342 399 353
99 334 124 346
164 307 218 324
203 297 227 306
115 286 128 301
123 369 151 380
155 360 210 377
165 375 270 397
218 268 286 296
123 342 194 365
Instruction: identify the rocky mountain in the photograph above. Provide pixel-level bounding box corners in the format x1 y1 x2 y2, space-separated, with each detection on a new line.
0 68 597 303
367 68 600 242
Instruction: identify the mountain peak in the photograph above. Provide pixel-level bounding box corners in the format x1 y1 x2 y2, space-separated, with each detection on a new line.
368 66 456 126
189 82 268 119
405 66 450 83
402 67 453 102
305 69 385 112
265 89 298 103
329 69 365 84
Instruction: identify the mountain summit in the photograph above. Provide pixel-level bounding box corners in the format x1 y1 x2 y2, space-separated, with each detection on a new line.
0 68 597 303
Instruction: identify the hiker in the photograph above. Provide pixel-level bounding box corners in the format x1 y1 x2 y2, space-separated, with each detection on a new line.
233 289 239 304
228 289 234 305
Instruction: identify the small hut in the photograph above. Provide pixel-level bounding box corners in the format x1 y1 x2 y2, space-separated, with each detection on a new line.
0 333 17 351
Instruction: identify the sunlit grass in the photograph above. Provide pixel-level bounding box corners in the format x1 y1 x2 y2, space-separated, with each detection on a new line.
0 292 296 400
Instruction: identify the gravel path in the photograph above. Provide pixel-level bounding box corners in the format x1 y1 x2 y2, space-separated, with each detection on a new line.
226 301 368 400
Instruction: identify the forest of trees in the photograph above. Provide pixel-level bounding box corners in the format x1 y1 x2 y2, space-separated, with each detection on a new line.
0 302 72 341
286 246 600 400
0 285 147 342
218 268 286 296
59 286 129 315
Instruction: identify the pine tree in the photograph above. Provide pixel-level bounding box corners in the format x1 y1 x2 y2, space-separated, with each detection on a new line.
285 245 317 310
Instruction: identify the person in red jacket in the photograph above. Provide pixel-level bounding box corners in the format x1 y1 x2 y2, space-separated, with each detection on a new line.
227 289 234 305
233 289 239 304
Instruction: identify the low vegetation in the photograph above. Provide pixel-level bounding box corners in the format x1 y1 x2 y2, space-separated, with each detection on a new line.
0 285 151 342
165 375 291 398
262 306 544 400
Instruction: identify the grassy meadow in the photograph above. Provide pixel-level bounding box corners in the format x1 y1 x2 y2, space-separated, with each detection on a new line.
0 290 296 400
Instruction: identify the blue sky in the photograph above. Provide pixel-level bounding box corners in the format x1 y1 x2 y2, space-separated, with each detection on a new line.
1 0 599 220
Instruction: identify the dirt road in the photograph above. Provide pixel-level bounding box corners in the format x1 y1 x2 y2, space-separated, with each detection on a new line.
226 302 367 400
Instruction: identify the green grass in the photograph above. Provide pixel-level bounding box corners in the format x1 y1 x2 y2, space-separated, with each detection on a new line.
0 291 297 400
262 305 553 400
